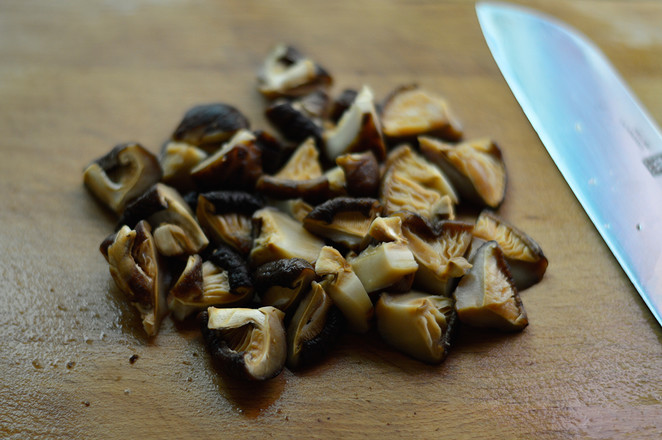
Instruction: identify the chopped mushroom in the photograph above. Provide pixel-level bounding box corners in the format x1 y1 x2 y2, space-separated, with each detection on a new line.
303 197 382 251
287 281 344 369
329 89 358 123
254 258 316 312
265 90 329 146
200 306 287 381
250 207 325 266
398 213 473 296
376 291 456 364
380 84 463 143
315 246 373 333
348 241 418 293
171 103 250 151
196 191 264 255
335 151 380 198
167 256 248 320
257 44 332 99
453 240 528 331
256 137 330 203
380 145 458 219
190 129 263 191
118 183 209 257
160 141 208 192
101 221 168 337
323 85 386 162
419 136 507 209
253 129 294 175
471 210 548 290
83 143 162 214
380 169 455 220
385 145 458 204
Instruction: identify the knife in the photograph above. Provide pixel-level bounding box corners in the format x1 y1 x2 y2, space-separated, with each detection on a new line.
476 2 662 326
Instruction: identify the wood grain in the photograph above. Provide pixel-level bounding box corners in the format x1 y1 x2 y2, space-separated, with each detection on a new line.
1 0 661 438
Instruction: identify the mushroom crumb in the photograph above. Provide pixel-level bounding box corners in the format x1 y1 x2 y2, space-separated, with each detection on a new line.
84 43 547 384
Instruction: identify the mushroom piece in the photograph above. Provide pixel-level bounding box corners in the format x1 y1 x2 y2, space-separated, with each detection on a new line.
167 254 253 321
315 246 373 333
101 220 168 337
335 151 380 198
376 291 456 364
380 84 463 143
329 88 358 123
453 240 528 331
171 103 250 152
471 210 548 290
190 129 263 192
323 85 386 162
398 213 473 296
83 142 162 214
287 281 344 369
159 141 208 192
254 258 316 313
253 130 294 175
256 137 330 203
200 306 287 381
118 183 209 257
250 207 325 266
257 44 332 99
303 197 382 251
348 241 418 293
265 90 329 146
380 169 455 221
380 145 458 220
419 136 507 209
195 191 264 255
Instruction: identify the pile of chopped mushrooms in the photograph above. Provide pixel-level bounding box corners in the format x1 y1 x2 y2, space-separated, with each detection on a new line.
84 44 548 381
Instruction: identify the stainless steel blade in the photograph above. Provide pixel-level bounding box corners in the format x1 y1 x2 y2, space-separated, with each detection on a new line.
476 2 662 326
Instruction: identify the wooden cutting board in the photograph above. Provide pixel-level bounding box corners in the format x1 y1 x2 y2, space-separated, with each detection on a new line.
1 0 661 438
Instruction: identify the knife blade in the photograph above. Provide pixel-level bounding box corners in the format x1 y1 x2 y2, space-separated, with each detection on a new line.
476 2 662 326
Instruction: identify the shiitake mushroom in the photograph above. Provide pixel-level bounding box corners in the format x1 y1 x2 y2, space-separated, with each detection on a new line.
200 306 287 381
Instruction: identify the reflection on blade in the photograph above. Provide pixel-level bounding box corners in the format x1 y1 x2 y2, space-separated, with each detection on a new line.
477 2 662 326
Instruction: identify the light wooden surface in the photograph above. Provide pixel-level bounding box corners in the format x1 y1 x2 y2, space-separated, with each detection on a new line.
1 0 661 438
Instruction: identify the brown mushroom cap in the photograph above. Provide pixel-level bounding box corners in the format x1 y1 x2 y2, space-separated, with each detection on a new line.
196 191 265 255
335 151 380 198
265 90 329 146
256 137 331 203
190 129 263 192
453 240 528 331
419 136 507 209
303 197 383 251
118 183 209 257
200 306 287 381
257 44 333 99
287 281 344 369
376 291 456 364
254 258 316 312
83 142 162 214
172 103 250 150
104 220 168 337
471 210 548 290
